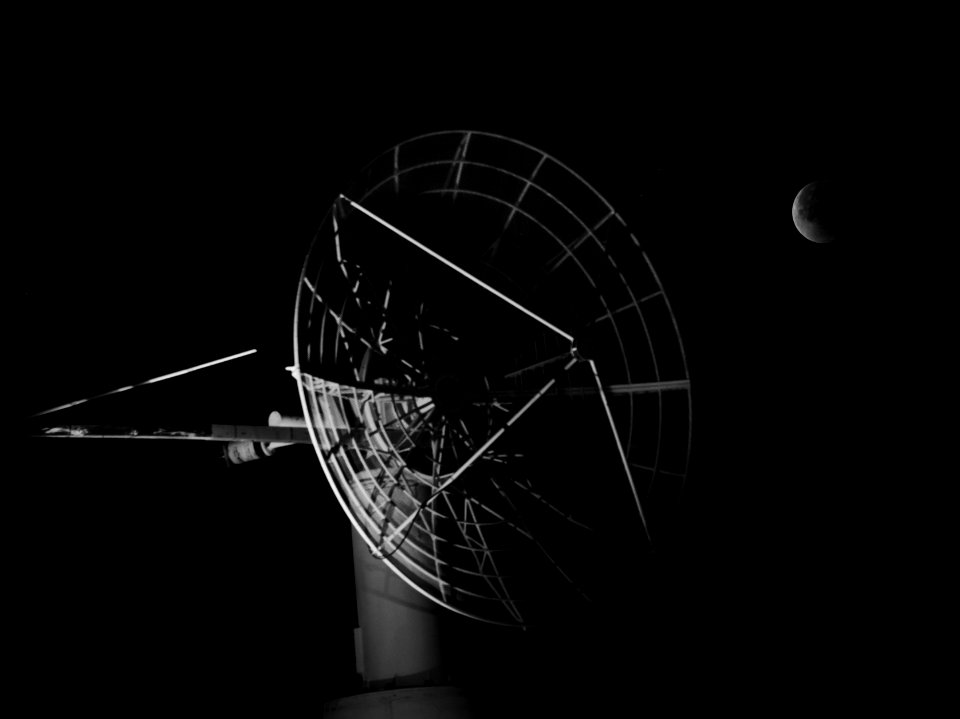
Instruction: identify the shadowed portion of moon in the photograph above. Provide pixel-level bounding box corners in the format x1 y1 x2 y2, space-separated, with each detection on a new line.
792 180 845 243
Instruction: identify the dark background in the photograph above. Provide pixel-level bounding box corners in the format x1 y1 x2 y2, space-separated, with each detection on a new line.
11 34 935 714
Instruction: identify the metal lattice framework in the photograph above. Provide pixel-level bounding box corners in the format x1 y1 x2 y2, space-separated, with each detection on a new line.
293 131 691 626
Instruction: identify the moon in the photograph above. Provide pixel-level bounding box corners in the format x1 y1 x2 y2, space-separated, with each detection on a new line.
792 180 840 244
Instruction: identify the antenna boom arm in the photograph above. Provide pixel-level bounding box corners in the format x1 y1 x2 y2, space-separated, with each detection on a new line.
33 423 312 444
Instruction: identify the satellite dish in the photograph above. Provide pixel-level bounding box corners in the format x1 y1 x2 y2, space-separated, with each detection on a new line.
293 131 691 627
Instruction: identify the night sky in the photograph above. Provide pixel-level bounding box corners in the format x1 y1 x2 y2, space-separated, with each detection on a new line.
12 43 930 714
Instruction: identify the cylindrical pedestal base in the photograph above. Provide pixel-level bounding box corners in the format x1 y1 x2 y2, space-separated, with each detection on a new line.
351 521 444 686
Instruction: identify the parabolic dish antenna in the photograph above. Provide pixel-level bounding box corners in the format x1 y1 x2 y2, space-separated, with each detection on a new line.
293 131 691 627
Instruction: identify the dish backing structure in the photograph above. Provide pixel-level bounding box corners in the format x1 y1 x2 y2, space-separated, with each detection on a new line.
292 130 692 628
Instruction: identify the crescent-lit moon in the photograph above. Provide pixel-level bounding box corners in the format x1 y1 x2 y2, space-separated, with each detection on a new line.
792 181 835 244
